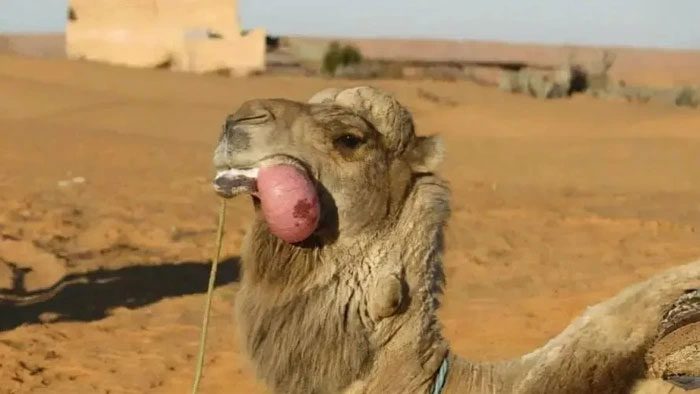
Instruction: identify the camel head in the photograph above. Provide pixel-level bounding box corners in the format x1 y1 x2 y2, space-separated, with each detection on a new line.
212 86 452 393
213 86 444 246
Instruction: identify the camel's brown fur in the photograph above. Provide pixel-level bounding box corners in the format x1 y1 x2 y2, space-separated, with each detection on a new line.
213 86 700 394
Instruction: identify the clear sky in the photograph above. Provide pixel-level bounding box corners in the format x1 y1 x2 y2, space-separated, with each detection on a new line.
1 0 699 50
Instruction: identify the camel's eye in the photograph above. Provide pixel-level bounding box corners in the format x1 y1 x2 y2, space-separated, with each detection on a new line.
334 134 364 150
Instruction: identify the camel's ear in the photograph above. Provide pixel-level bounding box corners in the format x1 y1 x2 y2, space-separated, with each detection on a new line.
406 135 444 173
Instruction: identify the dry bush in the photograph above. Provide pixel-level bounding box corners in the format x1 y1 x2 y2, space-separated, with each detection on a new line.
498 66 573 99
675 86 700 108
498 70 520 93
586 50 616 93
322 41 363 76
606 85 700 109
497 48 697 110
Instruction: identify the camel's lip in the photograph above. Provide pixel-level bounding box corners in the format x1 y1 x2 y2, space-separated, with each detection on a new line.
213 167 260 198
212 155 309 199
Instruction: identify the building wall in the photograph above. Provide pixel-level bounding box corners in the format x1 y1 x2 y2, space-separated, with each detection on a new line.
66 0 265 75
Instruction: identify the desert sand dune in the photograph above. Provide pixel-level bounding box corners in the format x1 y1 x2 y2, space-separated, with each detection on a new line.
1 53 699 393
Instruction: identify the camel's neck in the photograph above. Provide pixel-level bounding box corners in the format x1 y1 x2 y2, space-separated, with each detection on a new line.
236 221 384 393
235 224 464 393
239 219 325 288
348 326 519 393
440 355 521 394
234 175 518 393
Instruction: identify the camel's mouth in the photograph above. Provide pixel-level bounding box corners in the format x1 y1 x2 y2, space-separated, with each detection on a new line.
212 155 308 199
213 167 260 199
213 155 321 244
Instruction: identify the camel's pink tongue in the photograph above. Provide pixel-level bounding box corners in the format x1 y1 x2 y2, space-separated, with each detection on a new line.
256 165 320 243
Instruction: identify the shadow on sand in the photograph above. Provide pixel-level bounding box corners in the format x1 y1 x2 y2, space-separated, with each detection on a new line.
0 257 240 331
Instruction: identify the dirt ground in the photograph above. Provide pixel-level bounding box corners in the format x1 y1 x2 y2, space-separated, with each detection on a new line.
1 53 700 393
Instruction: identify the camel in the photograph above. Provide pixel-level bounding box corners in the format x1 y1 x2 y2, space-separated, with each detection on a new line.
211 86 700 394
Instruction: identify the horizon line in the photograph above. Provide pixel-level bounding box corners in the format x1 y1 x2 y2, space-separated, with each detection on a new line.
2 30 699 53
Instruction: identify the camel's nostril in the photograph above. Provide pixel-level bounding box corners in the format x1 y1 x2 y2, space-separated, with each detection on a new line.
227 104 274 128
226 99 279 130
234 112 271 124
223 108 273 152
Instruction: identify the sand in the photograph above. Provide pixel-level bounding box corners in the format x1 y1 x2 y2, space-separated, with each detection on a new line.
1 53 700 393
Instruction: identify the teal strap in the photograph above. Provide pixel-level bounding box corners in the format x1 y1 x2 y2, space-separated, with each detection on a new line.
430 356 449 394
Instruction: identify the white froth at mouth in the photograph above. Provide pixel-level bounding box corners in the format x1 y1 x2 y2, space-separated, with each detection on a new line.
215 167 260 180
213 167 260 198
212 157 309 199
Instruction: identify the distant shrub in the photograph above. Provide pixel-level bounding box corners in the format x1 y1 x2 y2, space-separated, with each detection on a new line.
498 70 520 93
322 42 363 76
586 50 616 93
68 7 77 22
675 86 699 108
265 35 281 51
499 66 573 99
